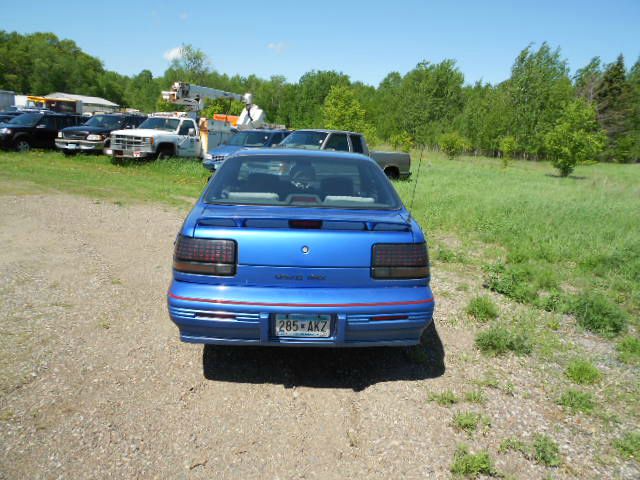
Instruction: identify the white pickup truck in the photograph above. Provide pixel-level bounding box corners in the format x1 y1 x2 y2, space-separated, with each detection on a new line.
108 113 201 160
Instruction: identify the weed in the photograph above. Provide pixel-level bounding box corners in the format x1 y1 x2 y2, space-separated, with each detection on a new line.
532 434 561 467
429 390 458 406
466 295 499 322
464 390 486 404
500 435 561 467
565 358 602 385
475 326 533 356
617 336 640 365
558 389 595 414
499 437 529 455
613 431 640 459
99 321 111 330
451 445 498 477
503 382 516 396
475 373 500 389
570 292 628 337
452 411 490 434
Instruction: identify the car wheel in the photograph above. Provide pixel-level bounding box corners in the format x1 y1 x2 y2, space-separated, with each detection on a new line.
15 139 31 152
157 148 173 160
384 166 400 180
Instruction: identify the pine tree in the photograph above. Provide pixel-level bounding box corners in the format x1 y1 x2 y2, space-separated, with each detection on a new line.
595 55 634 162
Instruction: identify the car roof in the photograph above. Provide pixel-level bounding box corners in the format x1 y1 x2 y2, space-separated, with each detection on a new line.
232 147 374 162
291 128 362 135
237 129 290 134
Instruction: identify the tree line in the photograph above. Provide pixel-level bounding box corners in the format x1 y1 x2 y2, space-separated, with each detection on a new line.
1 31 639 167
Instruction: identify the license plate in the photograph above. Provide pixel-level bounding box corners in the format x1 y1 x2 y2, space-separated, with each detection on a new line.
67 143 76 149
105 149 113 155
274 314 331 338
133 151 142 158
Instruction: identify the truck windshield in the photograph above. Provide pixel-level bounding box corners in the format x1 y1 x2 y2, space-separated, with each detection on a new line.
8 113 43 127
227 131 271 147
204 154 400 210
138 117 180 131
84 115 123 129
279 131 327 150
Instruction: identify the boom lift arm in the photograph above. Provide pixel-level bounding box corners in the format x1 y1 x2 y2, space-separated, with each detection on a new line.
161 82 265 129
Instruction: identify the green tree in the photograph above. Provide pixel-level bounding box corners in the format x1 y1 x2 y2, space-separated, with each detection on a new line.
201 98 245 118
438 131 470 159
499 135 517 167
545 99 606 176
399 60 465 145
322 85 377 142
507 43 574 158
574 57 602 102
390 131 414 152
292 70 350 128
124 70 161 112
595 55 635 162
163 44 210 85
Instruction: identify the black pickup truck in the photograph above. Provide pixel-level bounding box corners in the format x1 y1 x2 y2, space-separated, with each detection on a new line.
56 113 147 155
0 111 84 152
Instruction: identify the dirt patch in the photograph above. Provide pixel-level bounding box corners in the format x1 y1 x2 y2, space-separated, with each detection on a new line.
0 193 637 479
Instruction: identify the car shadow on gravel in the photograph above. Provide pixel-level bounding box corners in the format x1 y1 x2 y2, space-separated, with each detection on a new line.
202 323 445 391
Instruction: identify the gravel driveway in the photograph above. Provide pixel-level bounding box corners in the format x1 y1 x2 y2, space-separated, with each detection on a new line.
0 193 637 479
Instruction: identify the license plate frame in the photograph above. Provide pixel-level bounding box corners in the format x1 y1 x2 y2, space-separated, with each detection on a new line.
273 313 332 338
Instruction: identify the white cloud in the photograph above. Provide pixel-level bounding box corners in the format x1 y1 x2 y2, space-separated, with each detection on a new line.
164 46 183 61
179 12 189 21
267 42 287 54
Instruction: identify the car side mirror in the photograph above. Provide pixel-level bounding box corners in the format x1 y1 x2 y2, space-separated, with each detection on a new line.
188 128 196 137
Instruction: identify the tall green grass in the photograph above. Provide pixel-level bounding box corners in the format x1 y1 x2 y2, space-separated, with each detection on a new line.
395 152 640 319
0 151 208 206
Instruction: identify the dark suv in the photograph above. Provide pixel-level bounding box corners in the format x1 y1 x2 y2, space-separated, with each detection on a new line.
0 112 84 152
56 113 147 155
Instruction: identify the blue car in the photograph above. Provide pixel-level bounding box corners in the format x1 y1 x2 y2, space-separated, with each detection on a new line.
203 129 291 172
168 149 435 347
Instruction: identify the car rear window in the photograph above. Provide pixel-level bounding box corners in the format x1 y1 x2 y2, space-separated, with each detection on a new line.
204 155 401 209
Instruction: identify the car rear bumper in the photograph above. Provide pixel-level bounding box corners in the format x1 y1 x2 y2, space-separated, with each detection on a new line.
167 279 435 347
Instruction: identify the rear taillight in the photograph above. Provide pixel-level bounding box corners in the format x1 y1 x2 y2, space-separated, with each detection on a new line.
371 243 429 279
173 236 236 276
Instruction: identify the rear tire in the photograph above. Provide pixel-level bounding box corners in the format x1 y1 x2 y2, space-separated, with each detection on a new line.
384 166 400 180
15 139 31 153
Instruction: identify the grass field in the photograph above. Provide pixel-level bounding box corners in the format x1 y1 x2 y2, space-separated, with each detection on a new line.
395 152 640 324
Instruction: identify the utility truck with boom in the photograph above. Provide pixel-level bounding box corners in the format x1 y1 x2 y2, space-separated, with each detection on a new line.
109 82 266 160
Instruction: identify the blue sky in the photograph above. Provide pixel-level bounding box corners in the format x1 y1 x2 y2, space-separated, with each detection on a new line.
3 0 639 86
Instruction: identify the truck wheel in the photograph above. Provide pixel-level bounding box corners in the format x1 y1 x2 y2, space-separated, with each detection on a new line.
157 147 173 160
384 166 400 180
15 139 31 152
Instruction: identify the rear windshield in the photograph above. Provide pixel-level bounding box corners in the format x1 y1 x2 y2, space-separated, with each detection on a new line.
204 155 401 209
279 131 327 150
